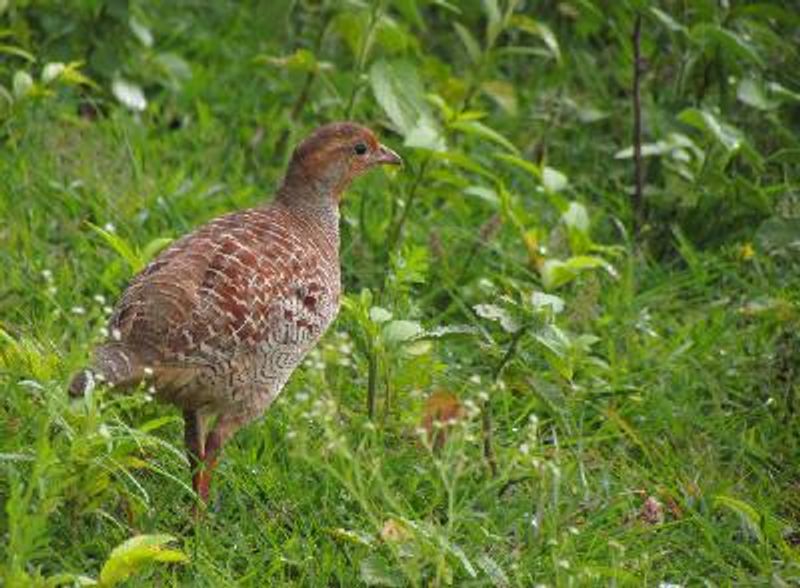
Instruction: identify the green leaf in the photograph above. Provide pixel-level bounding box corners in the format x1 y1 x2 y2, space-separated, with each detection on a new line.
542 166 568 192
12 70 33 98
383 320 423 344
453 22 482 64
510 15 561 61
359 554 403 587
369 59 445 150
112 78 147 112
689 24 764 67
678 108 742 153
530 291 565 314
141 236 173 264
737 78 776 110
88 223 143 273
481 80 517 115
474 303 520 333
369 306 393 324
99 534 187 587
540 256 615 290
755 217 800 252
0 44 35 62
451 120 519 154
258 49 331 73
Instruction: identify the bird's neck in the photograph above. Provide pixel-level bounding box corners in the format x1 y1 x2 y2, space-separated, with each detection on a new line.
275 175 342 244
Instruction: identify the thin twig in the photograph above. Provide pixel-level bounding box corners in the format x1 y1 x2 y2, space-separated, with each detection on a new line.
483 326 527 478
632 13 645 236
385 156 431 255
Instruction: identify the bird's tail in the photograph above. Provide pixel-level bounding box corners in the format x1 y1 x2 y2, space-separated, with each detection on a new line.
68 343 148 397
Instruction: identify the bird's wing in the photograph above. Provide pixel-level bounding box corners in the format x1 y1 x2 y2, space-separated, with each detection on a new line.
108 207 336 365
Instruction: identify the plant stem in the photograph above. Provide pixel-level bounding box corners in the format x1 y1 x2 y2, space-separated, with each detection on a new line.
483 326 527 478
631 13 645 236
385 156 431 254
367 346 378 420
344 1 384 118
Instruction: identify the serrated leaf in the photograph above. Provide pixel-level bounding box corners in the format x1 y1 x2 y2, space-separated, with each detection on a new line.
112 78 147 112
369 59 444 150
99 534 187 587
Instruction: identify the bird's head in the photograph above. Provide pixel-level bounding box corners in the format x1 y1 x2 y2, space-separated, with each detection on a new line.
280 122 402 203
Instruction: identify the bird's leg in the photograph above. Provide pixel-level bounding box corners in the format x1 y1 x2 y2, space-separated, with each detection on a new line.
183 409 206 499
196 414 247 503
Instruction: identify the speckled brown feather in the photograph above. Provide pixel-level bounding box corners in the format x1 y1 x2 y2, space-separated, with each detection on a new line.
69 122 401 503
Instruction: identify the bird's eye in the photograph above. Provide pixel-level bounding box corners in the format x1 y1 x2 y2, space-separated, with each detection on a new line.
354 142 368 155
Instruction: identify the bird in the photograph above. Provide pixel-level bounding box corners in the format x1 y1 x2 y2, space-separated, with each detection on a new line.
69 122 402 503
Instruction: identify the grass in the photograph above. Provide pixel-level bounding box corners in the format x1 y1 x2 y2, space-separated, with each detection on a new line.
2 1 800 586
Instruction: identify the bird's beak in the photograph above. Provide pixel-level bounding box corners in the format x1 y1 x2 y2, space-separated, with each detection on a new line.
373 144 403 167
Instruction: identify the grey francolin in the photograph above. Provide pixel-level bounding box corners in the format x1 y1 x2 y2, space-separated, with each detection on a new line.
69 122 402 502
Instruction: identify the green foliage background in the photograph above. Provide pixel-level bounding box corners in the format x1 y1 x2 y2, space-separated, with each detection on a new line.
1 0 799 585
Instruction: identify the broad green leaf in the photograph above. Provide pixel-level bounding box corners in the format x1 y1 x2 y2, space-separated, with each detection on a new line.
359 554 403 587
562 201 589 234
530 291 565 314
369 59 444 150
12 70 33 98
99 534 187 587
383 320 423 344
474 303 520 333
112 78 147 111
451 120 519 154
542 166 568 192
737 78 776 110
41 62 65 83
540 256 615 290
129 16 153 47
369 306 393 324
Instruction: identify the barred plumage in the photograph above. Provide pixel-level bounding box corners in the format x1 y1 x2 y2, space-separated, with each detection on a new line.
69 122 402 502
